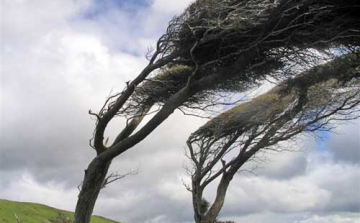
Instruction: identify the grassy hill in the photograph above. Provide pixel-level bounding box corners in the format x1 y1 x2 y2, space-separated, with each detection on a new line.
0 199 121 223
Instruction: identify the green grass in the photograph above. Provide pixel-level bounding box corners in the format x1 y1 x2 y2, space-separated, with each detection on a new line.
0 199 121 223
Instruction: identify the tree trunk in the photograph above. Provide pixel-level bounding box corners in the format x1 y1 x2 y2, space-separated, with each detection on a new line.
203 175 231 223
74 157 112 223
192 179 204 223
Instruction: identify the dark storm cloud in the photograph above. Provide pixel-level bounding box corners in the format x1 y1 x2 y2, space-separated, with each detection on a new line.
251 151 308 180
235 138 316 181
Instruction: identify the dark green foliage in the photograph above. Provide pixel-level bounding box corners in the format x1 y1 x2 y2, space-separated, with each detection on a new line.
199 198 210 215
195 51 360 137
128 0 360 115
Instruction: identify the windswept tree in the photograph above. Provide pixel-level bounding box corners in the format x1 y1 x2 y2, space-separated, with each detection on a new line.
186 52 360 223
74 0 360 222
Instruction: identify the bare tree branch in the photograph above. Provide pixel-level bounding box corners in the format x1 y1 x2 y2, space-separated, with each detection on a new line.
186 51 360 223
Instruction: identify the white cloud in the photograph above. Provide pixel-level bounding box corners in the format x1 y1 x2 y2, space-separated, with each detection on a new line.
1 0 89 48
217 146 360 219
151 0 194 14
226 212 360 223
296 213 360 223
224 175 331 214
326 120 360 163
0 172 78 211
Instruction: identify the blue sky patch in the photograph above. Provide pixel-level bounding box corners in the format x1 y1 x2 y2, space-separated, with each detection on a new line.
81 0 151 20
314 130 331 151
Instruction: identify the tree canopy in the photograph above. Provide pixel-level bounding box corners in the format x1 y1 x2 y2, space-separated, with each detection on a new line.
119 0 360 120
187 51 360 223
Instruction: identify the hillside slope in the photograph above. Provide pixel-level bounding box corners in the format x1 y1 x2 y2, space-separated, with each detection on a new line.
0 199 121 223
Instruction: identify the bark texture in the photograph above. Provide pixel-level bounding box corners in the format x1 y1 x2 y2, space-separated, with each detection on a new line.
74 158 111 223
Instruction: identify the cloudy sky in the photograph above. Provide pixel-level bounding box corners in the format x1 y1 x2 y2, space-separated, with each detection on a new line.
0 0 359 223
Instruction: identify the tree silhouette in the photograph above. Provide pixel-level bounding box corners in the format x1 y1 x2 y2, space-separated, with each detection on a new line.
186 52 360 223
74 0 360 222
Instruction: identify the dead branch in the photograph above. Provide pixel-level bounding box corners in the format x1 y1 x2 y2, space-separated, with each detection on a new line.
102 168 141 189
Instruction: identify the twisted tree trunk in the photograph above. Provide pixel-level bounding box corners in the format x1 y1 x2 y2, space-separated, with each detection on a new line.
74 157 112 223
201 176 232 223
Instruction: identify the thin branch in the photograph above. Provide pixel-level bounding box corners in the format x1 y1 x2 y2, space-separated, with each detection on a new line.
102 168 141 189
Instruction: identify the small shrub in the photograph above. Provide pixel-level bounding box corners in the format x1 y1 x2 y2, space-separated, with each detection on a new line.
49 212 72 223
